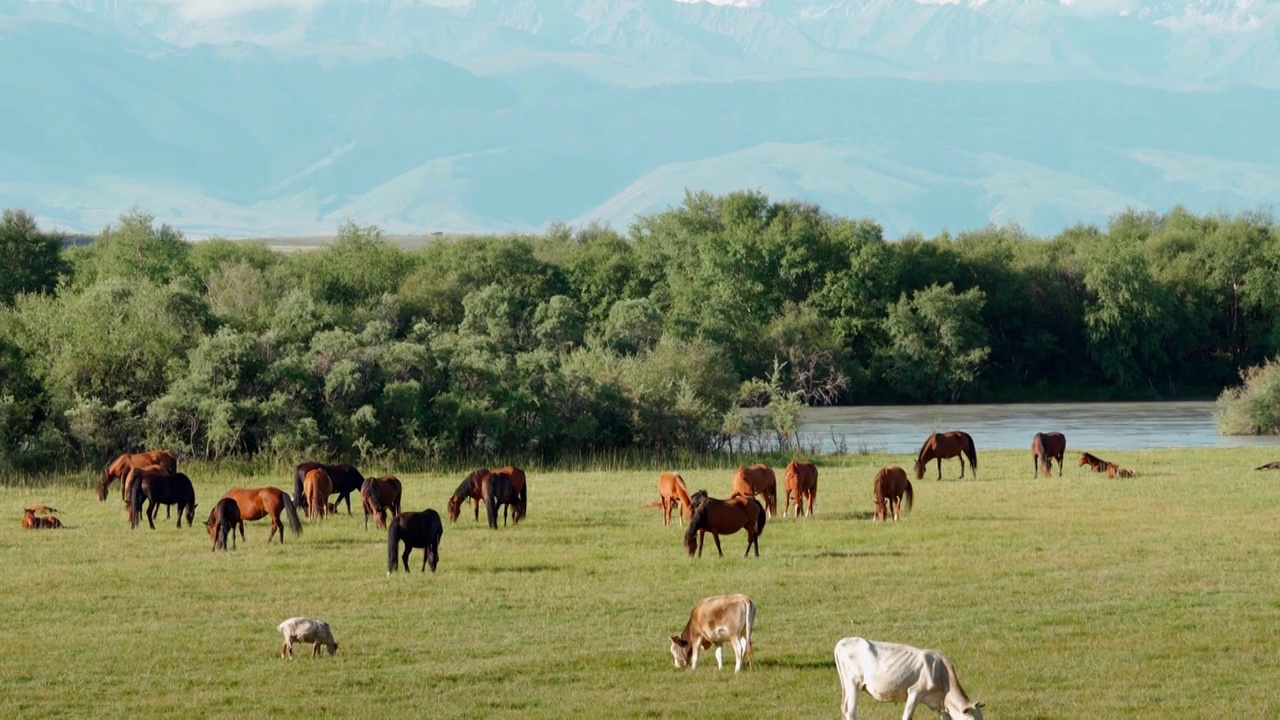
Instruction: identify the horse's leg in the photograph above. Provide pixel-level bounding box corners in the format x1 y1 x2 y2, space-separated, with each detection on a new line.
421 546 429 572
713 533 723 558
957 456 965 479
146 500 157 530
697 530 705 558
935 458 942 481
472 498 479 522
402 547 412 573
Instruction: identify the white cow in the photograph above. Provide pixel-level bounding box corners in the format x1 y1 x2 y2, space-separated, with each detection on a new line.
669 593 756 673
834 636 984 720
277 616 339 659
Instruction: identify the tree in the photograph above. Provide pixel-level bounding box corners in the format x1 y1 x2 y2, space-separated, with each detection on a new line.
1082 236 1171 388
69 209 196 287
881 283 991 402
0 209 66 305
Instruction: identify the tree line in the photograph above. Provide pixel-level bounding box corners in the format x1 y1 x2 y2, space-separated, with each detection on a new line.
2 191 1278 474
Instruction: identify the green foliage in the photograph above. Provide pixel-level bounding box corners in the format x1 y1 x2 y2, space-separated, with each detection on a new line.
1216 356 1280 435
881 282 991 402
0 209 66 305
69 210 197 287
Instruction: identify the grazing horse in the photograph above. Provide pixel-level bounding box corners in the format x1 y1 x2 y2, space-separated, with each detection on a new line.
361 475 403 530
481 471 526 529
97 449 178 502
387 509 444 573
1031 432 1067 478
914 431 978 481
303 469 333 521
657 471 694 526
783 460 819 518
730 464 778 518
683 493 767 558
128 470 197 530
872 465 914 522
292 462 365 517
22 507 62 529
220 487 302 544
446 467 489 523
205 497 242 551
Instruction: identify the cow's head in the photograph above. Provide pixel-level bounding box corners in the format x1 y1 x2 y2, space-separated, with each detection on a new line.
669 636 691 668
949 702 984 720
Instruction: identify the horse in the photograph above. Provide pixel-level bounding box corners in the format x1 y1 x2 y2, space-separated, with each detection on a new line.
361 475 403 530
872 465 914 522
22 507 62 529
1108 465 1136 479
220 487 302 544
446 467 489 523
303 468 333 522
387 509 444 574
1031 432 1067 478
97 449 178 502
914 431 978 481
783 460 818 518
292 462 365 517
730 464 778 517
1256 461 1280 470
481 471 526 529
128 470 197 530
123 464 176 519
657 471 694 526
205 497 242 551
683 493 767 558
1078 452 1110 473
495 465 528 518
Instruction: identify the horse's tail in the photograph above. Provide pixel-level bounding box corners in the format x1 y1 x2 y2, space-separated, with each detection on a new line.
483 479 497 529
128 473 144 529
903 479 914 514
387 519 401 573
281 493 302 537
683 504 706 556
293 466 306 514
753 498 767 536
965 433 978 477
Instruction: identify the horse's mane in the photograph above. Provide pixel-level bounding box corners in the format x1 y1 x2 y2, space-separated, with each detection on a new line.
914 434 938 464
683 501 711 554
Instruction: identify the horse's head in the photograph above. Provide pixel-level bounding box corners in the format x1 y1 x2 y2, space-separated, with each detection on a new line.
426 543 439 573
913 460 926 480
1077 453 1090 467
186 503 197 526
204 512 216 541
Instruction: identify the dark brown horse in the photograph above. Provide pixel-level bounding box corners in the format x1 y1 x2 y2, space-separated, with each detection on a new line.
387 509 443 574
730 464 778 517
1031 432 1067 478
872 465 914 522
205 497 241 551
97 449 178 502
303 469 332 522
783 460 818 518
361 475 403 530
292 462 365 517
481 471 527 529
683 493 766 558
220 487 302 544
128 470 197 530
914 431 978 480
446 467 489 523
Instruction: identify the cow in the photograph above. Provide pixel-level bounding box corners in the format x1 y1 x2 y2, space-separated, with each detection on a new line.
668 593 755 673
834 636 984 720
277 617 339 659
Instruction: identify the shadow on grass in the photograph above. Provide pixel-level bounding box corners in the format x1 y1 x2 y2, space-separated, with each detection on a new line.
756 657 832 671
814 510 876 521
807 549 905 559
477 563 562 574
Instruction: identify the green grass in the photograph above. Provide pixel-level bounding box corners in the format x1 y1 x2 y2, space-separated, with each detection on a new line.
3 448 1279 718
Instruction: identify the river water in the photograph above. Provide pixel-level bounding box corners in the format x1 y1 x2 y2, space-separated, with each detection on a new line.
790 401 1280 455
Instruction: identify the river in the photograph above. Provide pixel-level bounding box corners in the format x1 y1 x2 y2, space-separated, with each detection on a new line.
788 401 1280 455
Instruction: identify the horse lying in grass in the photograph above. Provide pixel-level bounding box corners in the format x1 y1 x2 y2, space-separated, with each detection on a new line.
22 506 62 529
683 491 766 558
1079 452 1135 479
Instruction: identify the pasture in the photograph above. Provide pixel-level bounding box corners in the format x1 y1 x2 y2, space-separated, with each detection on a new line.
2 447 1279 718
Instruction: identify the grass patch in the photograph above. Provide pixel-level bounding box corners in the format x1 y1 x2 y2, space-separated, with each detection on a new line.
2 448 1280 718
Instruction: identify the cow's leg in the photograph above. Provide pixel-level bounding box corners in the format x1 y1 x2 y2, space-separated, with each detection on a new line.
690 642 700 670
732 639 743 672
901 690 920 719
714 645 723 669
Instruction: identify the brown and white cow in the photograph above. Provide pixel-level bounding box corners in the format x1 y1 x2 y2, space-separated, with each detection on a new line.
834 636 984 720
669 593 755 673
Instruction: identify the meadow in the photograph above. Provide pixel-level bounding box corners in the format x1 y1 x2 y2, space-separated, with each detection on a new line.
2 448 1279 719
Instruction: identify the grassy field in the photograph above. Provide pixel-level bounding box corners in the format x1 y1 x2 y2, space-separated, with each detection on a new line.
2 448 1279 719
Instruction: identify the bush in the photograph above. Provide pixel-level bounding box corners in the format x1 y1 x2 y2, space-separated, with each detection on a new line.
1216 357 1280 435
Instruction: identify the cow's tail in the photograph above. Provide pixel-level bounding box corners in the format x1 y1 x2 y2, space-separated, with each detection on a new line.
128 474 145 529
387 520 400 573
743 598 757 668
281 493 302 537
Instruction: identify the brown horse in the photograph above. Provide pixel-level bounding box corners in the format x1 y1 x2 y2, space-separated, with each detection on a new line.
97 450 178 502
783 460 818 518
730 464 778 517
481 471 526 529
914 431 978 481
657 471 694 526
683 493 767 558
292 462 365 517
1107 465 1136 479
1031 432 1067 478
447 467 490 523
303 468 333 522
361 475 403 530
22 507 62 529
1078 452 1110 473
205 497 242 551
872 465 914 522
220 487 302 544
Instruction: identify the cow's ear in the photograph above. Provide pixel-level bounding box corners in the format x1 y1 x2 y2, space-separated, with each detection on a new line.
699 639 712 650
670 636 685 646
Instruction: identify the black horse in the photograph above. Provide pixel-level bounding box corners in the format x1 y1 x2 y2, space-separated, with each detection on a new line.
129 470 197 530
387 510 444 574
205 497 241 551
482 471 526 529
292 462 365 517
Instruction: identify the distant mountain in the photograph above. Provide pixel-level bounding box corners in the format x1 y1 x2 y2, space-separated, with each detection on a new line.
1 0 1278 238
